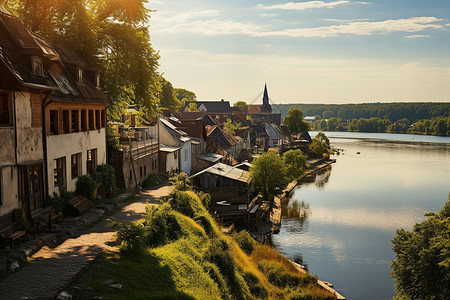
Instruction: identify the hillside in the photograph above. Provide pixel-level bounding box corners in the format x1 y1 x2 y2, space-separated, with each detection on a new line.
68 182 337 299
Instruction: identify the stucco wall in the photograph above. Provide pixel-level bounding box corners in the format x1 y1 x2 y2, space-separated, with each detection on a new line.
180 141 192 175
165 151 178 174
0 128 15 165
122 151 158 188
0 166 19 216
46 129 106 194
15 92 44 163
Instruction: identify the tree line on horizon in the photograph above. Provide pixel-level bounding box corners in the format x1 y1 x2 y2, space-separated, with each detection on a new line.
274 103 450 136
273 102 449 124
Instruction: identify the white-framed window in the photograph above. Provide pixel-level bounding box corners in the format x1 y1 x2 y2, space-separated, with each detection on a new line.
31 57 43 77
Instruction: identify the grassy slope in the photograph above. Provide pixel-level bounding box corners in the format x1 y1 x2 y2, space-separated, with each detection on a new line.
69 190 336 300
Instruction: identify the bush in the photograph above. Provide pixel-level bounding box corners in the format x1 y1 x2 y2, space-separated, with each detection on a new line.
169 172 191 191
145 204 182 247
232 230 256 255
95 164 116 197
258 260 316 289
75 175 97 201
142 173 159 189
111 221 146 253
167 191 203 218
197 191 211 210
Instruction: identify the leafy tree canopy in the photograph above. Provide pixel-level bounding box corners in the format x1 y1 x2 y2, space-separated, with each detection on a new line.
309 132 331 157
223 118 241 135
250 152 289 201
159 77 181 110
188 102 199 112
282 149 307 181
391 195 450 299
283 108 309 135
2 0 161 120
234 101 249 114
174 88 196 102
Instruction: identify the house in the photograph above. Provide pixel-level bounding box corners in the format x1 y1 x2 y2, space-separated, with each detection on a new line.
206 125 244 164
0 7 107 223
167 112 223 174
265 123 290 150
182 99 231 115
159 118 192 175
189 162 252 224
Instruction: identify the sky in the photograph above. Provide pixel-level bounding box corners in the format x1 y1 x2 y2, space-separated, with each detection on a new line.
146 0 450 105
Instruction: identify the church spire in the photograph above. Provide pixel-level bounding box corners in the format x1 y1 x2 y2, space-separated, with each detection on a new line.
261 83 272 113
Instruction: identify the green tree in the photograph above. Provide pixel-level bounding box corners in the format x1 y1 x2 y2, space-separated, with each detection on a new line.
250 152 289 201
159 78 181 110
223 118 241 135
234 101 249 114
282 149 307 180
5 0 162 121
323 111 333 119
391 195 450 299
283 108 309 135
174 88 196 102
309 132 331 157
246 115 255 124
188 102 199 112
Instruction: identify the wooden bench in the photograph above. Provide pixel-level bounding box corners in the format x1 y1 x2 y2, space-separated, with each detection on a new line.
66 195 95 216
31 206 58 235
0 212 26 250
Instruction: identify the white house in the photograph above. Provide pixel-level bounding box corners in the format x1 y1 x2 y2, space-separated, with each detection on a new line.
159 118 192 175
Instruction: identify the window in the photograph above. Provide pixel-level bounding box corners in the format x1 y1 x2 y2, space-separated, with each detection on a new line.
31 57 43 77
101 110 106 128
96 74 101 88
144 165 147 176
86 149 97 175
185 149 189 161
63 110 70 133
0 93 11 125
71 153 81 179
80 110 87 131
140 166 143 177
77 68 83 84
49 110 59 134
174 152 177 160
95 110 101 129
71 110 79 132
54 157 66 188
88 110 94 130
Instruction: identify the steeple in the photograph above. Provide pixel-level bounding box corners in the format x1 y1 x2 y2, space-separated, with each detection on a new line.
261 83 272 113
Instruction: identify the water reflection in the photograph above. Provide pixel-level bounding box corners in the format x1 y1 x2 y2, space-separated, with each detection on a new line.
315 166 332 189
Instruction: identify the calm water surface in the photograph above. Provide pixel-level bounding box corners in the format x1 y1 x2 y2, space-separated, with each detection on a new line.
272 132 450 300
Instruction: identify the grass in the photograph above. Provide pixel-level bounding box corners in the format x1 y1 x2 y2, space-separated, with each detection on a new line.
68 185 337 300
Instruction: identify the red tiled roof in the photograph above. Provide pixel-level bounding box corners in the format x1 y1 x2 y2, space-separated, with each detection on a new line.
248 105 262 114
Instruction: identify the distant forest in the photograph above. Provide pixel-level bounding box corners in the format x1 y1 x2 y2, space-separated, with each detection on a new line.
272 102 449 123
272 102 450 136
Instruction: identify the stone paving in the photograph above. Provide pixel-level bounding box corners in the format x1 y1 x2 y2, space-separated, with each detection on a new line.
0 183 173 300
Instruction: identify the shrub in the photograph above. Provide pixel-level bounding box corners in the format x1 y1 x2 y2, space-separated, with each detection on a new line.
142 173 159 189
242 271 268 299
167 191 203 218
110 221 146 253
197 191 211 210
75 175 97 201
169 172 191 191
145 204 182 247
232 230 256 255
258 260 316 289
95 164 116 197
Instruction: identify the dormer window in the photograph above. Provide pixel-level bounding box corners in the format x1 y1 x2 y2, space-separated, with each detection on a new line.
31 57 43 77
95 73 101 88
77 68 83 84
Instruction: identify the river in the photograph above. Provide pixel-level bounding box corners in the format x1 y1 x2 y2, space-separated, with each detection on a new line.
272 131 450 300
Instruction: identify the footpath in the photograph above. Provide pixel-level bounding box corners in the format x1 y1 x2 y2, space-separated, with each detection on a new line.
0 183 173 300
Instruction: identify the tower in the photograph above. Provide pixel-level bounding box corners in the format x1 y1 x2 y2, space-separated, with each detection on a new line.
260 83 272 113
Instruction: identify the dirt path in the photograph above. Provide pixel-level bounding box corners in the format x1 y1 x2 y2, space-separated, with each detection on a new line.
0 183 173 300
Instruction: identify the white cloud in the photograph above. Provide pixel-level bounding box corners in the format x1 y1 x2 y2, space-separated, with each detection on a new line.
324 18 371 23
257 1 350 11
405 34 430 39
153 16 444 38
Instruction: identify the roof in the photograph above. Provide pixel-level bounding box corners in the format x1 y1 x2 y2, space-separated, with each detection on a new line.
206 125 238 149
267 123 290 138
196 152 223 163
184 100 231 113
248 105 262 114
159 145 180 152
190 162 251 183
0 9 107 104
160 118 188 137
234 161 252 170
